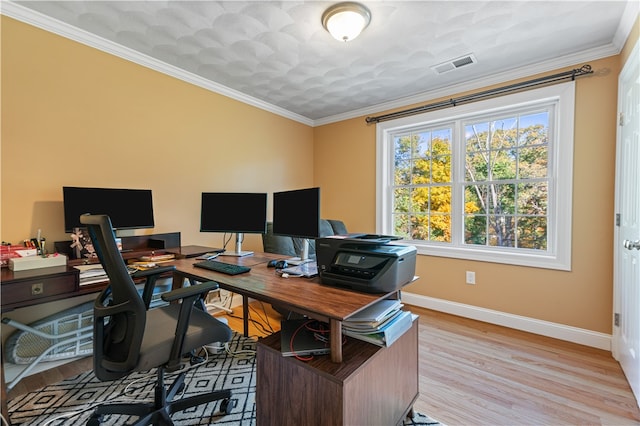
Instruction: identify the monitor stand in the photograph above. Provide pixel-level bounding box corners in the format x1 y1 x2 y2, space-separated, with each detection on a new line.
218 233 253 257
285 238 312 265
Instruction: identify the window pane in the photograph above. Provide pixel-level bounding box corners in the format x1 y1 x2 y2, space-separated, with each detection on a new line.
414 131 431 157
518 111 549 146
431 186 451 213
490 184 516 214
491 149 517 180
465 151 488 181
394 188 410 212
432 155 451 183
392 125 454 243
465 185 486 213
466 121 489 151
411 187 429 212
410 213 429 240
519 146 548 178
412 159 431 184
464 215 486 245
494 117 518 148
394 135 412 161
517 182 547 215
430 213 451 242
395 160 411 185
488 215 515 247
393 213 410 239
517 216 547 249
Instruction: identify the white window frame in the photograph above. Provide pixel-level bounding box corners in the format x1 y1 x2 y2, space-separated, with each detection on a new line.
376 82 575 271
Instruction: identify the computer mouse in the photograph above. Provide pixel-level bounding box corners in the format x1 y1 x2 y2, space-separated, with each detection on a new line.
267 260 288 269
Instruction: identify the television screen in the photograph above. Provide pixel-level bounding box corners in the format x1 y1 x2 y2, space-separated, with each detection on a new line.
272 187 320 239
63 186 154 232
200 192 267 234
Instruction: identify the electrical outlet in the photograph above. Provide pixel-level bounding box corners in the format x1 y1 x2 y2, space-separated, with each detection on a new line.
466 271 476 285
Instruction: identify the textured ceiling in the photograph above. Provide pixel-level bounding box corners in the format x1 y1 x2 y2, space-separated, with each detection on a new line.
5 1 636 124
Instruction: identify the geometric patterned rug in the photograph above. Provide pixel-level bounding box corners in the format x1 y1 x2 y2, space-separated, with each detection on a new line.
8 333 443 425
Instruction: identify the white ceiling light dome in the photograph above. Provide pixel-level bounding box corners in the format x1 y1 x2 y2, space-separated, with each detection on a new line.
322 2 371 42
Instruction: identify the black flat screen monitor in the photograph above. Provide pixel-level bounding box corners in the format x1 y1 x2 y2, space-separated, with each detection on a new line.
63 186 154 233
272 187 320 264
200 192 267 257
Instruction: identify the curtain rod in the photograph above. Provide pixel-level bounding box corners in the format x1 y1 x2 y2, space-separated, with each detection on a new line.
365 64 593 124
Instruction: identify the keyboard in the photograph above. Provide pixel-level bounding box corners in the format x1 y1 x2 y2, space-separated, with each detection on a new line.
193 260 251 275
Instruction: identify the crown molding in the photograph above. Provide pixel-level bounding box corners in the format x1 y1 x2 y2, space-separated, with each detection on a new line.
1 1 314 127
613 0 639 49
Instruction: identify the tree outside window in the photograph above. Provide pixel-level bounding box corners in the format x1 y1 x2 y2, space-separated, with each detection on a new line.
377 82 574 270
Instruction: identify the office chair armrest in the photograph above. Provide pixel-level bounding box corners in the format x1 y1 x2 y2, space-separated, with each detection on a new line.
160 280 219 303
132 265 176 310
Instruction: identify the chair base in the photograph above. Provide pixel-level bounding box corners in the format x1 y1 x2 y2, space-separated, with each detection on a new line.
87 368 233 426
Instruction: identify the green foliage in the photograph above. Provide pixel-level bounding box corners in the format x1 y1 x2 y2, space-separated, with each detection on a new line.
393 112 549 250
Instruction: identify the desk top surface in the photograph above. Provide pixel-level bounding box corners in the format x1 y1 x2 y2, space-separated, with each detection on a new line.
1 251 397 321
171 253 395 322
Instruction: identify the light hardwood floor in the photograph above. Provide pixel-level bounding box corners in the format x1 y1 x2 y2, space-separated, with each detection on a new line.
7 302 640 425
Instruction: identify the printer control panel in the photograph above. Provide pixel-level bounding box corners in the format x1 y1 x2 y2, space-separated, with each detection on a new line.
333 253 388 278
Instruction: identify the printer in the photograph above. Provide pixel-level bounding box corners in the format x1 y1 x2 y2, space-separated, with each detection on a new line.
316 234 417 293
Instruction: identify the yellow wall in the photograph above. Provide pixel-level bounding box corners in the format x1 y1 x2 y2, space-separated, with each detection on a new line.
1 17 314 254
314 55 623 335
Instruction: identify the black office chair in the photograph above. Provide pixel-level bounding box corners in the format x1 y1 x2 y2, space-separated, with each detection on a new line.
80 214 233 426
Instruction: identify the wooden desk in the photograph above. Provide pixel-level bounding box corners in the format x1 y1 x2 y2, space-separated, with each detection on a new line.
2 251 414 424
171 254 400 363
256 321 419 426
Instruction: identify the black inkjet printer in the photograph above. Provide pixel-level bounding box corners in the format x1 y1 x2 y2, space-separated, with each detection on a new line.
315 234 417 293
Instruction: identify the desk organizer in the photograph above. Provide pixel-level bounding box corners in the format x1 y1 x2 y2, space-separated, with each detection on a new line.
9 254 67 271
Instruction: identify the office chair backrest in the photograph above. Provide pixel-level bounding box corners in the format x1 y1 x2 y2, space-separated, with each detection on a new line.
80 214 146 380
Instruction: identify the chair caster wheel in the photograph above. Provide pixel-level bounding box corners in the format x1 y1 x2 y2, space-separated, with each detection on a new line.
220 398 234 415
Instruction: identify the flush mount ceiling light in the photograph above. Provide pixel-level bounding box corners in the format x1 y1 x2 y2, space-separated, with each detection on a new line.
322 2 371 42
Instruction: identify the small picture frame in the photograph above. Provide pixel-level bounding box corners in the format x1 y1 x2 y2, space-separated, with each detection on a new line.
70 227 97 259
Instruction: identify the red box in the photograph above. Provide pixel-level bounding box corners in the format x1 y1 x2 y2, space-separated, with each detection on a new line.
1 245 33 267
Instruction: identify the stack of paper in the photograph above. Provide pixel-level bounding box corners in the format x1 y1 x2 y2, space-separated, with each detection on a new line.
75 264 108 286
342 299 413 347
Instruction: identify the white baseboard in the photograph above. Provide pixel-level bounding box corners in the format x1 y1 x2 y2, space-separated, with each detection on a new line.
401 292 611 351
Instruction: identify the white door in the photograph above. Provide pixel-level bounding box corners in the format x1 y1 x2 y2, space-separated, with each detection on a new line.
613 39 640 408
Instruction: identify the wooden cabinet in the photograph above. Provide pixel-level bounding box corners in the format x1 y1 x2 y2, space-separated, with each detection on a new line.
256 320 418 426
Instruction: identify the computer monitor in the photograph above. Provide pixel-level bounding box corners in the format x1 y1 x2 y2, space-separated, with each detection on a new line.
272 187 320 265
200 192 267 257
63 186 154 233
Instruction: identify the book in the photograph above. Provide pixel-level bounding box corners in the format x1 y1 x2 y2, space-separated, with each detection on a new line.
345 299 403 324
342 306 404 332
75 264 108 286
342 309 413 347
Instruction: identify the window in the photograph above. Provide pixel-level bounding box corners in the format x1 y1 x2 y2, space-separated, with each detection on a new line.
376 82 575 270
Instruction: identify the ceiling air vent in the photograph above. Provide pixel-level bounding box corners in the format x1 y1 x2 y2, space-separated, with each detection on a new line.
431 53 477 75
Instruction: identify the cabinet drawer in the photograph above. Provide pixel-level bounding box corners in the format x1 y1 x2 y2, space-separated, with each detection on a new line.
1 274 78 305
